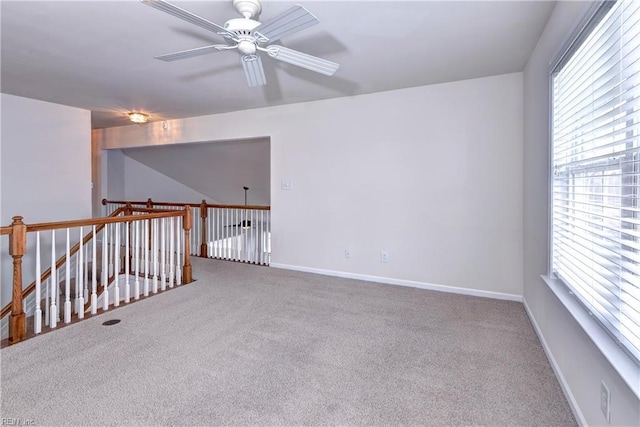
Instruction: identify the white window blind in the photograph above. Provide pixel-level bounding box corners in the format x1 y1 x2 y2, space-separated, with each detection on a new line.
552 0 640 363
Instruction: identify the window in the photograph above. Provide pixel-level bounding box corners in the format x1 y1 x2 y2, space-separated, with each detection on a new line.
551 0 640 363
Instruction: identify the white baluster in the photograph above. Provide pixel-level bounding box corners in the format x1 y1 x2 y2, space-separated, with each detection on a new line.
226 208 229 260
114 223 120 306
245 210 249 263
108 222 114 277
125 219 130 303
34 232 42 334
255 210 260 264
213 208 217 259
91 225 98 314
251 211 262 264
77 227 84 319
207 207 212 258
257 210 261 263
160 217 166 291
102 223 109 311
261 210 265 265
208 208 213 256
75 253 79 313
56 267 61 323
169 217 175 288
176 217 182 286
144 219 150 297
218 208 222 259
50 230 58 329
251 210 255 263
213 208 218 259
236 209 240 261
220 208 223 259
192 208 198 256
134 219 141 300
64 229 71 323
231 209 235 261
238 209 242 261
235 208 239 260
247 210 251 263
240 209 244 262
45 276 50 327
254 210 258 264
244 210 253 262
152 219 158 293
84 242 89 300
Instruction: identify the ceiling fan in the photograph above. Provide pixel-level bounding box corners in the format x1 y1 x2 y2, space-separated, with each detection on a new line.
141 0 340 87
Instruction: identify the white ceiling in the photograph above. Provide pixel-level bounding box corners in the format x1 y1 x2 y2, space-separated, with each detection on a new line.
1 0 556 129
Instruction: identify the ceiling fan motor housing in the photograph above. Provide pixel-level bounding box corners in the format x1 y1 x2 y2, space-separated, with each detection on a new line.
224 18 261 40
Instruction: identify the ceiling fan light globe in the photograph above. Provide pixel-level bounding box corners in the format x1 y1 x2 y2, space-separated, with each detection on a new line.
238 40 257 55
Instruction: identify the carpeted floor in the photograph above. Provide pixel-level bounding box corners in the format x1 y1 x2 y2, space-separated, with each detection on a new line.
0 258 575 426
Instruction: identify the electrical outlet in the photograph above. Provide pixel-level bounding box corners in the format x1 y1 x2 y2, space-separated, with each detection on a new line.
380 251 389 263
344 249 351 259
601 381 611 423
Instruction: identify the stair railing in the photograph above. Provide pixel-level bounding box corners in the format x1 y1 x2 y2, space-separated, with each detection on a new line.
104 199 271 266
0 205 192 345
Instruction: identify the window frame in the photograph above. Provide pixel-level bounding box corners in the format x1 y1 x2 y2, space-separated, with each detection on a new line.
545 0 640 399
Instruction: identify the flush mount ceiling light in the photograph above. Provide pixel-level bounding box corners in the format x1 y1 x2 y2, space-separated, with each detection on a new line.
128 112 149 123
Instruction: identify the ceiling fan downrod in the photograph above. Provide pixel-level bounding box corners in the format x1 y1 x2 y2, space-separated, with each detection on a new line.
233 0 261 19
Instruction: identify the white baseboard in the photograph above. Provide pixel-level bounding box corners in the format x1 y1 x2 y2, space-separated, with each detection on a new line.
269 263 522 302
523 299 587 426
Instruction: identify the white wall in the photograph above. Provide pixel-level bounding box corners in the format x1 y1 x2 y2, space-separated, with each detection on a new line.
121 138 270 205
105 149 125 201
0 100 3 292
123 154 215 203
0 93 91 307
523 1 640 425
95 73 524 299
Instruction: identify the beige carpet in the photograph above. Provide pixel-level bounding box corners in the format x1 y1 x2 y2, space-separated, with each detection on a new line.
0 257 575 426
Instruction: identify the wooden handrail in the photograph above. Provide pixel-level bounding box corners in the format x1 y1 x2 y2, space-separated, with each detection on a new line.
103 198 271 211
0 207 189 321
26 210 185 233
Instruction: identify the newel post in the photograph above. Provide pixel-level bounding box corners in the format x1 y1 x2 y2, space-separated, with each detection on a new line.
146 198 153 209
9 216 27 343
182 206 193 284
199 199 208 258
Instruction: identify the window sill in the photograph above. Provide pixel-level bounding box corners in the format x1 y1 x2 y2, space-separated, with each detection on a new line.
540 275 640 400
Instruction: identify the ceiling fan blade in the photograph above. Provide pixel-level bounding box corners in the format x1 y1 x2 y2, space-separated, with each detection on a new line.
141 0 236 39
154 44 235 62
253 5 319 43
266 46 339 76
241 55 267 87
